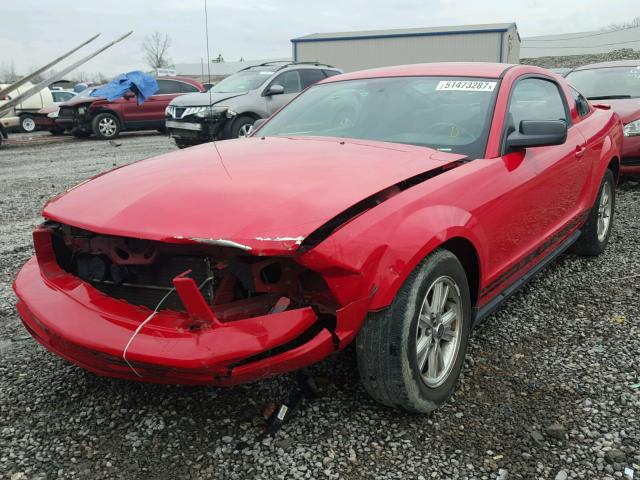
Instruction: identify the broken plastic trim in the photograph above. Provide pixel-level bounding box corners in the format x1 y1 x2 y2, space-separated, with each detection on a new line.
300 162 461 249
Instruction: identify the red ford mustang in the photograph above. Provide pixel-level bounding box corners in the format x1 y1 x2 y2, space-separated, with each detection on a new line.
13 63 622 413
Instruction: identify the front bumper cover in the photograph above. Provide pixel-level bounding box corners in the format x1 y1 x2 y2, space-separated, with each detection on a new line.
13 228 338 386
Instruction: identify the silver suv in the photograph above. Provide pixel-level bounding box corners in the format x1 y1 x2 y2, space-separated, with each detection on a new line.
165 62 342 148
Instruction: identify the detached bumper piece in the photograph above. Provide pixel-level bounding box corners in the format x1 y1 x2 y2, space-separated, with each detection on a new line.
13 226 337 385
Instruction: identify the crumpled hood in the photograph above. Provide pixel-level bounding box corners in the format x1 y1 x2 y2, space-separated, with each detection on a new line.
169 91 246 107
61 96 104 107
43 136 464 254
601 98 640 124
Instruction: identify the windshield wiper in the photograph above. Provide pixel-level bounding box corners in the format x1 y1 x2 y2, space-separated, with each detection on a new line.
587 95 631 100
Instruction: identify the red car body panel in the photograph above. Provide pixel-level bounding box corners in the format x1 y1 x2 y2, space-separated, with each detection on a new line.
42 137 464 253
13 63 623 386
605 99 640 173
567 61 640 174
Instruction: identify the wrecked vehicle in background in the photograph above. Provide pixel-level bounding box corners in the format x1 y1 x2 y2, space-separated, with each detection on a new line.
14 63 622 413
566 60 640 176
165 61 341 148
54 75 204 139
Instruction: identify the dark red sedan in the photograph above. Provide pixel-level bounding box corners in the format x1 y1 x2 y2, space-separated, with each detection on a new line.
566 60 640 175
55 77 204 140
14 63 622 413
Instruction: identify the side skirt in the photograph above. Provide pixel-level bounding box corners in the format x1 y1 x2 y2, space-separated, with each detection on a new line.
472 230 581 326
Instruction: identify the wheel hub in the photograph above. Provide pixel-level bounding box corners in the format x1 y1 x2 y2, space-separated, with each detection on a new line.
415 276 463 388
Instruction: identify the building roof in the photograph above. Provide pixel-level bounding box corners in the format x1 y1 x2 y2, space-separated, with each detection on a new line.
521 25 640 58
174 58 291 77
327 62 514 82
292 23 517 42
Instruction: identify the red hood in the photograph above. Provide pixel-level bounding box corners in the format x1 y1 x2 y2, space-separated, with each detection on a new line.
43 137 463 254
60 96 105 107
602 98 640 124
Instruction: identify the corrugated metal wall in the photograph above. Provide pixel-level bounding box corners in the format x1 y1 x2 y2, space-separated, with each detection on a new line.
294 31 518 72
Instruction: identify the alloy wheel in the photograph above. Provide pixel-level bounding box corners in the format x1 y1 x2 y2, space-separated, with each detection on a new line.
238 123 253 138
597 181 612 242
98 117 117 137
415 276 463 387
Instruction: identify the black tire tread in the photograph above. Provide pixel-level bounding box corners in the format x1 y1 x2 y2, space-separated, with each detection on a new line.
357 249 469 413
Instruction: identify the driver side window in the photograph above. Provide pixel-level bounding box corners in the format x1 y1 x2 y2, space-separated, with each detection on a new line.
270 71 302 94
508 78 568 131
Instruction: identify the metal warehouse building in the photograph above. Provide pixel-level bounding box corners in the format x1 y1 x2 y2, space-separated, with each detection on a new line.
292 23 520 72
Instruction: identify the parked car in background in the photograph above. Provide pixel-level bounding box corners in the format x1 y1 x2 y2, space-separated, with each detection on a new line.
51 90 76 103
566 60 640 175
165 62 342 148
14 63 622 413
54 77 205 140
33 90 78 134
0 81 55 133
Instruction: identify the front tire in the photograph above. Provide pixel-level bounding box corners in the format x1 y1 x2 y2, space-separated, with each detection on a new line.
571 169 615 256
357 249 472 413
20 114 37 133
92 113 120 140
230 115 255 139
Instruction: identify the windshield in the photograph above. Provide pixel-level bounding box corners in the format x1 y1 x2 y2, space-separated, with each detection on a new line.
210 69 276 93
76 87 100 98
258 76 499 158
566 66 640 99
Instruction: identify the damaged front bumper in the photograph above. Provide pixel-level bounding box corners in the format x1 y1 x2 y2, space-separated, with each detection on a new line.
12 226 365 386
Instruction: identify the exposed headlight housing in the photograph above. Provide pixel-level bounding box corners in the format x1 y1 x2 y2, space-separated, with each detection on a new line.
195 106 228 118
48 110 59 119
77 106 87 115
623 119 640 137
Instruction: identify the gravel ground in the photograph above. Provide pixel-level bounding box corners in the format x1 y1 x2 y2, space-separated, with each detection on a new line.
0 132 639 480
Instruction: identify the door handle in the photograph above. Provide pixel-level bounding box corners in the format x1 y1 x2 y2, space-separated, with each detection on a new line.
575 145 586 158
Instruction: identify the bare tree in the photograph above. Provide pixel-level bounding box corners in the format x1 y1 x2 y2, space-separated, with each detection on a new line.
142 31 172 70
606 16 640 31
0 60 19 83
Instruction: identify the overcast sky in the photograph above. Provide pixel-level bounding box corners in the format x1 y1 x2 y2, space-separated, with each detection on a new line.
1 0 637 77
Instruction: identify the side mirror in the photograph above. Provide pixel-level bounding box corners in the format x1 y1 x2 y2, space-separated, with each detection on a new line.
506 120 567 149
266 84 285 96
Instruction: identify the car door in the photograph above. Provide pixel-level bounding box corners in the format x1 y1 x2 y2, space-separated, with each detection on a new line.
120 79 183 127
263 70 303 116
481 76 590 291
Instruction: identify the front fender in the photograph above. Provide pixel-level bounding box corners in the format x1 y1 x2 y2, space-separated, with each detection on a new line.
300 202 485 311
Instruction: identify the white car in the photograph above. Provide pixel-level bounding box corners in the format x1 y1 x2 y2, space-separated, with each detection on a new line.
0 81 55 133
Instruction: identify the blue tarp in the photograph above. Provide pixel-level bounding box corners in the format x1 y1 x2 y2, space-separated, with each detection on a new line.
90 71 158 105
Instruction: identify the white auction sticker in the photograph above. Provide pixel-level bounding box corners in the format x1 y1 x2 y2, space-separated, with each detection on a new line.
436 80 497 92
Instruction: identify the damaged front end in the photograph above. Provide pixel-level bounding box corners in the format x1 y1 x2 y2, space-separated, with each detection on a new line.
165 105 233 145
13 221 367 385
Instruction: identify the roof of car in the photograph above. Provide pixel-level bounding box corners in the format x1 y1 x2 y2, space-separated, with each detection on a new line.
327 62 514 82
157 76 204 87
571 59 640 71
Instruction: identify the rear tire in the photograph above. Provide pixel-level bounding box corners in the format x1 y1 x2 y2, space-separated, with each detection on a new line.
571 169 615 256
20 114 37 133
357 249 472 413
92 113 120 140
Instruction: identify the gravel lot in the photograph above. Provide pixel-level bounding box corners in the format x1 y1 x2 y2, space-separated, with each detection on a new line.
0 132 638 480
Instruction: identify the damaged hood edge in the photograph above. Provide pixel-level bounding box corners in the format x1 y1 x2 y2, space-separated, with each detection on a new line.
42 137 465 256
